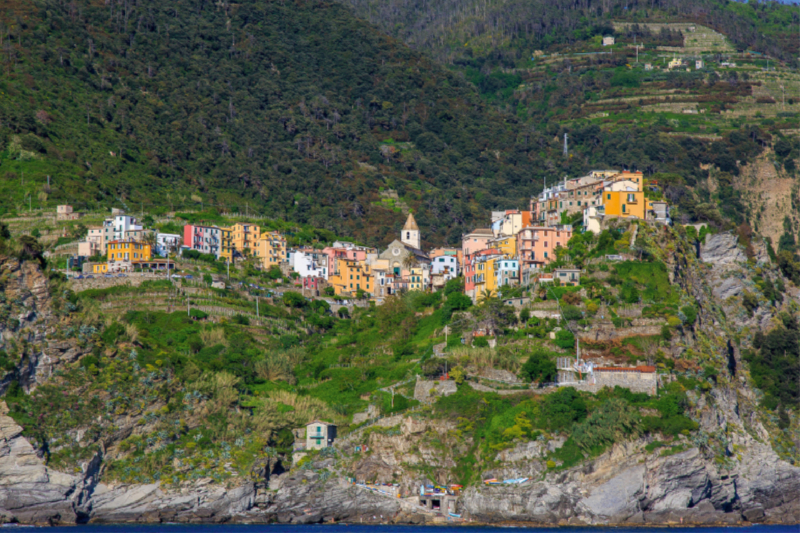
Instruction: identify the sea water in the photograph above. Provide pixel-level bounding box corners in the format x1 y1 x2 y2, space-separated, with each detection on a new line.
25 525 800 532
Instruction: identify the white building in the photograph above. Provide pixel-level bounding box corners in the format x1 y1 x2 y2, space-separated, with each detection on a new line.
431 255 459 281
289 249 329 280
602 36 615 46
695 59 704 70
103 215 142 244
156 233 182 257
494 258 519 289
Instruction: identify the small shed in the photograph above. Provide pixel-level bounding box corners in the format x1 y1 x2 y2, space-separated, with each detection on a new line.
554 268 581 285
306 420 337 450
602 36 615 46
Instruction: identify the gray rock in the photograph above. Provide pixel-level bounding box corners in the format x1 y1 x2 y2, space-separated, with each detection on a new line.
701 232 746 265
581 465 644 518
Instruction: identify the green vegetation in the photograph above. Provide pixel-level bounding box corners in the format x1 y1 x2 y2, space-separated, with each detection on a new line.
744 314 800 414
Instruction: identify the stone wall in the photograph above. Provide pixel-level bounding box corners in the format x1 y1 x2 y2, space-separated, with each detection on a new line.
414 379 457 402
68 273 168 292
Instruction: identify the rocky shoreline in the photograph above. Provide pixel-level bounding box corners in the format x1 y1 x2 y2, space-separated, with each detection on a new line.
1 402 798 527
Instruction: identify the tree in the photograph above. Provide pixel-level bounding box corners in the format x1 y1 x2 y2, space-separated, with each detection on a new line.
18 235 44 264
519 350 557 383
282 291 307 308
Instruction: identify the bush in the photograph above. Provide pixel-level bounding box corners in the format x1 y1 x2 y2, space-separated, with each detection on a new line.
282 292 307 308
232 314 250 325
554 329 575 350
680 305 697 326
189 309 208 319
473 336 489 348
519 350 557 383
562 305 583 321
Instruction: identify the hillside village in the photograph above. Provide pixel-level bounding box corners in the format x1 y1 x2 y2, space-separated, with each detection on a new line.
65 169 669 306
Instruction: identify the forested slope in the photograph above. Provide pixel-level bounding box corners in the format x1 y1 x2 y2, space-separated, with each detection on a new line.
335 0 799 65
0 0 552 245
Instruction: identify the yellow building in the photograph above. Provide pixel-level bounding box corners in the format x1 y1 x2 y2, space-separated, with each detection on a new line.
93 263 108 274
601 190 648 219
255 231 287 269
409 266 429 291
329 258 374 296
107 240 152 262
219 227 233 262
230 223 261 257
489 235 518 259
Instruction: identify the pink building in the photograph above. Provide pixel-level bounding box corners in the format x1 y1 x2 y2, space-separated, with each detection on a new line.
183 225 223 258
462 228 494 258
517 225 572 268
322 244 369 276
464 248 500 300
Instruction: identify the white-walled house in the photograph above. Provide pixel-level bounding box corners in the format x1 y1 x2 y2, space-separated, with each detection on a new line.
289 249 329 280
431 255 459 281
156 233 182 257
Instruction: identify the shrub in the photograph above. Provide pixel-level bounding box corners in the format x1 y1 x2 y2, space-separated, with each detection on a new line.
680 305 697 326
519 350 557 383
554 329 575 350
473 336 489 348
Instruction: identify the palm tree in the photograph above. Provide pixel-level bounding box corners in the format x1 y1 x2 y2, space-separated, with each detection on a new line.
402 253 419 272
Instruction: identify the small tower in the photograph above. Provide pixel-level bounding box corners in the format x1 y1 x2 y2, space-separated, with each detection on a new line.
401 213 420 249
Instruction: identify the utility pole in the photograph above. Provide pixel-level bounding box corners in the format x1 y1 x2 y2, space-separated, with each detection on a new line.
256 294 259 318
563 133 568 157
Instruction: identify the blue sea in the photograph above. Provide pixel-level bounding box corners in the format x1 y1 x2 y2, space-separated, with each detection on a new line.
21 526 799 532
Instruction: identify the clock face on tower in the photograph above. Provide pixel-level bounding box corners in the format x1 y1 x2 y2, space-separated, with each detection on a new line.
392 248 401 256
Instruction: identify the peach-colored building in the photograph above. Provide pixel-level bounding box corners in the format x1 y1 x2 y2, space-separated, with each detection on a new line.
517 225 572 268
462 228 494 259
322 242 375 277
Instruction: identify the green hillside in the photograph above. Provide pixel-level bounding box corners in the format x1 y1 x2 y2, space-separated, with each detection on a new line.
0 0 557 246
2 0 796 247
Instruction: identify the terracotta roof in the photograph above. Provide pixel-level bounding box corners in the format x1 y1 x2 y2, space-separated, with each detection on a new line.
402 213 419 231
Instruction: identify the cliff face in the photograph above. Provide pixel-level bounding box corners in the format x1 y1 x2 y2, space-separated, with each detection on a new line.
0 232 798 526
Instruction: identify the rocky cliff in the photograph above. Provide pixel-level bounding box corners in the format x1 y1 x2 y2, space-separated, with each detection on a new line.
0 230 798 526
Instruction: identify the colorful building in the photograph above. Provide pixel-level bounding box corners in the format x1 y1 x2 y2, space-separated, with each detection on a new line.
328 258 374 296
517 225 572 268
183 224 223 258
409 266 430 291
107 240 152 263
230 223 261 257
488 234 518 259
256 231 287 269
462 228 494 258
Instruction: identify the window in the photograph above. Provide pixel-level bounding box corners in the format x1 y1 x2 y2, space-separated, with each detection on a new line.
607 194 611 200
544 252 549 258
622 204 627 213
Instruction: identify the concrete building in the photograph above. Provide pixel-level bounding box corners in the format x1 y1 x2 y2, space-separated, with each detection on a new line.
230 222 261 257
464 248 500 301
306 420 337 450
554 268 581 285
77 240 101 258
156 233 182 257
57 205 80 221
602 36 615 46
